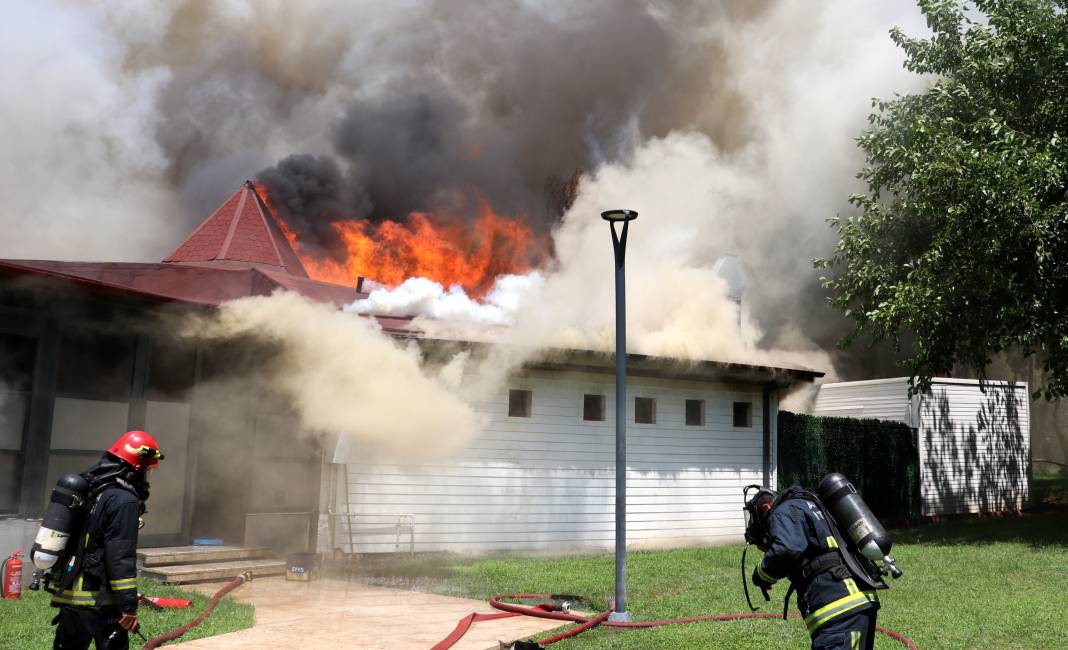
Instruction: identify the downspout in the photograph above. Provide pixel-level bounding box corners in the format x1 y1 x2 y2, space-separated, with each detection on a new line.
762 385 772 487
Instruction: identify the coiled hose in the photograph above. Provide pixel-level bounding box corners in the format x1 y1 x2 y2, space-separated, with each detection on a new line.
432 593 919 649
141 572 251 649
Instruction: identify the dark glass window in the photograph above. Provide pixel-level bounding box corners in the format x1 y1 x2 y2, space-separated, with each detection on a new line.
686 399 705 426
147 341 197 401
583 394 605 421
733 402 753 428
635 397 656 424
0 332 36 392
0 454 19 512
1 332 35 513
57 332 134 400
508 389 532 418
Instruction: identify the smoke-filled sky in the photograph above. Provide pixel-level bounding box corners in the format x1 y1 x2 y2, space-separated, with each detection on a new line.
2 0 930 380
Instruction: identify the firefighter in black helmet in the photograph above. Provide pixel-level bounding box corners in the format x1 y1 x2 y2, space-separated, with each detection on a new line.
50 430 163 650
745 485 880 650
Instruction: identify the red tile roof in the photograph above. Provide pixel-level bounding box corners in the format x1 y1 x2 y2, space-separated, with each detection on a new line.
0 181 425 333
164 181 309 278
0 259 417 336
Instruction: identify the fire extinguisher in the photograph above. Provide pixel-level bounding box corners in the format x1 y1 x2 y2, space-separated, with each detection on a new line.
2 549 23 600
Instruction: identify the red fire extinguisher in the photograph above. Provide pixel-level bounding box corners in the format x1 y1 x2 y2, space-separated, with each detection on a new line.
2 549 23 600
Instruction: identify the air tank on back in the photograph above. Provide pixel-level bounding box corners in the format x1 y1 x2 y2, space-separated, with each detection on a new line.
30 474 89 571
817 473 902 579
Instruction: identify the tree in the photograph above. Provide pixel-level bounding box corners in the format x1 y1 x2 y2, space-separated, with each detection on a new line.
818 0 1068 398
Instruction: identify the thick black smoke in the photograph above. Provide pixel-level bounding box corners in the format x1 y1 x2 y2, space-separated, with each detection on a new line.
252 1 761 252
4 0 928 381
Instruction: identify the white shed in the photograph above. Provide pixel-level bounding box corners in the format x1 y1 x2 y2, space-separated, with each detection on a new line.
326 353 821 554
813 377 1031 516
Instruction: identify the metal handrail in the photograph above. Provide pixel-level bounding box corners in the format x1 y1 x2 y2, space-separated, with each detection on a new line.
327 512 414 554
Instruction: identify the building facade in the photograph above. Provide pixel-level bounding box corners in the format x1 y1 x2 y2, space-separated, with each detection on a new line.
813 377 1031 516
1 182 822 560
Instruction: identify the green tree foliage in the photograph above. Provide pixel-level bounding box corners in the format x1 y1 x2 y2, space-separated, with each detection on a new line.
819 0 1068 397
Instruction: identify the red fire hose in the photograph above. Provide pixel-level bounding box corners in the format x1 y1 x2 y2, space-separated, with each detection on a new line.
141 572 251 649
432 593 919 650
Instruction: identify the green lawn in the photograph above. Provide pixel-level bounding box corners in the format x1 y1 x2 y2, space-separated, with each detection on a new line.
357 508 1068 649
0 579 253 650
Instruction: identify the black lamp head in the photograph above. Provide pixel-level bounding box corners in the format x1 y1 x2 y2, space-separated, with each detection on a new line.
601 209 638 223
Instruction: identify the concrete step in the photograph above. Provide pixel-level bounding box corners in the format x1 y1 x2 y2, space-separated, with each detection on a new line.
138 545 274 567
141 557 286 584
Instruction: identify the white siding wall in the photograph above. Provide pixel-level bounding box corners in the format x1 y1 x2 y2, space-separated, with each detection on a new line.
815 378 1031 517
918 380 1030 516
341 370 771 553
812 378 912 424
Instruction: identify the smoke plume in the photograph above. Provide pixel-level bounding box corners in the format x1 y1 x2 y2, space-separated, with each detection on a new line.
185 291 482 459
2 0 931 439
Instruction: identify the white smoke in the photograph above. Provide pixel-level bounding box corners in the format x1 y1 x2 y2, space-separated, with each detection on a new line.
5 0 932 451
187 291 483 459
348 273 543 329
0 1 184 261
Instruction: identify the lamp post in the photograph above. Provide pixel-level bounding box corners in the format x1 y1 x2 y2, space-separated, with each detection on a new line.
602 208 637 621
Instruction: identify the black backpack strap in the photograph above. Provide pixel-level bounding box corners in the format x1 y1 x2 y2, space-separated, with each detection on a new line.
799 551 847 581
782 581 796 619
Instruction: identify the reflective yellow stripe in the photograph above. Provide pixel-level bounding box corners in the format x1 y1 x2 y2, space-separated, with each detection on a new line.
852 630 861 649
804 590 879 633
844 578 859 595
757 563 778 584
110 578 137 590
826 536 839 549
51 588 113 606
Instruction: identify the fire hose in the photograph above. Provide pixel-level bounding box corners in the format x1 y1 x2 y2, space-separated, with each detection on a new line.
431 593 919 650
140 571 252 649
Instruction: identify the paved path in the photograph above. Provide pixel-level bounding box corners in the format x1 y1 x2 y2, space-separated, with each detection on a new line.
166 577 562 650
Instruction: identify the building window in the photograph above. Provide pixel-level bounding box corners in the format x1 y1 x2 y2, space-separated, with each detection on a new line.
147 340 197 401
0 332 35 392
1 332 35 513
583 394 605 421
685 399 705 426
508 389 532 417
57 331 135 400
635 397 656 424
733 401 752 428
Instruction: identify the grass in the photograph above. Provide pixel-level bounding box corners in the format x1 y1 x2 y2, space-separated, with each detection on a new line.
1033 471 1068 505
353 507 1068 649
0 578 254 650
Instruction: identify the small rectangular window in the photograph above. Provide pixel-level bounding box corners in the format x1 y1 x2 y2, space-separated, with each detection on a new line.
685 399 705 426
733 401 752 428
635 397 656 424
583 394 605 421
508 389 532 417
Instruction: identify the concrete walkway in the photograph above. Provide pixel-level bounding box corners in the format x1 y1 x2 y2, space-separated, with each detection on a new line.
166 577 563 650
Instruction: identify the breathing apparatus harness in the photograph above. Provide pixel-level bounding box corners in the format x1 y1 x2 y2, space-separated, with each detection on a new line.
740 483 888 619
33 455 150 595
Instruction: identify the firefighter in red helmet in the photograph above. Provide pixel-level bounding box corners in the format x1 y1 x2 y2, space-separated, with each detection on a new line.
50 430 162 650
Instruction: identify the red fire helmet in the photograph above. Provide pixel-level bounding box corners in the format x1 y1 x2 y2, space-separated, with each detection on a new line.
107 430 164 471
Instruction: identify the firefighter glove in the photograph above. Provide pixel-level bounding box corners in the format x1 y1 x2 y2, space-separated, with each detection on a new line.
751 566 775 591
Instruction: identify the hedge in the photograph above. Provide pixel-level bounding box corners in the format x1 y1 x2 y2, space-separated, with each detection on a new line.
777 410 921 523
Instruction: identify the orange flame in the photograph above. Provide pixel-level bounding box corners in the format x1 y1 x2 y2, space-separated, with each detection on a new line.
259 183 544 296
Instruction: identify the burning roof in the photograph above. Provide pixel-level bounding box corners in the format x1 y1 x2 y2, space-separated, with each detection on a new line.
0 182 425 330
164 181 309 278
